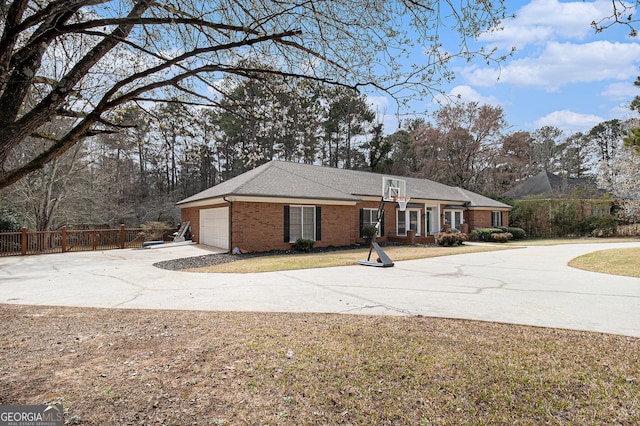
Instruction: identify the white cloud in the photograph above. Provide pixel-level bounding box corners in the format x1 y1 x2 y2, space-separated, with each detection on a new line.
367 95 402 132
482 0 619 49
608 103 637 121
533 109 603 132
600 82 636 101
367 95 391 114
463 41 640 90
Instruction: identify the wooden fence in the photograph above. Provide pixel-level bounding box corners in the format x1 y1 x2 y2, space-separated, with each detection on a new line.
0 225 150 257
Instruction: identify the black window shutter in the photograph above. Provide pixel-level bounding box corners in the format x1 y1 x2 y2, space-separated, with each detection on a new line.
284 206 290 242
315 206 322 241
380 209 385 236
359 208 364 238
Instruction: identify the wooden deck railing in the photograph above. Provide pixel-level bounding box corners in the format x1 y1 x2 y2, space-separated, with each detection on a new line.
0 225 150 257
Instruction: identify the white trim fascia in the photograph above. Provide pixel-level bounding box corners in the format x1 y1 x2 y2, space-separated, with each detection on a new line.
178 197 228 208
359 195 466 205
467 206 512 211
178 196 357 208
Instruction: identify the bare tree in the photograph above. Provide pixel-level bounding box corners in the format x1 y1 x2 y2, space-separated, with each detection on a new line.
411 102 507 192
0 0 511 189
493 130 532 194
1 138 89 230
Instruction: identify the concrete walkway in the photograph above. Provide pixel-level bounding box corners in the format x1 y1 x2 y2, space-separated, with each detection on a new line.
1 242 639 337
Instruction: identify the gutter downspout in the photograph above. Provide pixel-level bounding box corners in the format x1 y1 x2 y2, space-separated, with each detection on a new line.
223 196 232 253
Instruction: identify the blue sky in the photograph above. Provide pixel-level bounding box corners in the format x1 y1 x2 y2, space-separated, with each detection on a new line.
372 0 640 135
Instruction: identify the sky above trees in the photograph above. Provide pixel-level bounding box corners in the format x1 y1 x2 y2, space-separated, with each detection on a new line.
2 0 639 229
1 0 638 194
372 0 640 134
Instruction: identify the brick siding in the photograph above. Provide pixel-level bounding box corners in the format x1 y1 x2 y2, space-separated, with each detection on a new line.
182 200 506 252
229 202 357 252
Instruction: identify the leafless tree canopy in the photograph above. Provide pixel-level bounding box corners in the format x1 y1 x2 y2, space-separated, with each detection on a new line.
0 0 510 189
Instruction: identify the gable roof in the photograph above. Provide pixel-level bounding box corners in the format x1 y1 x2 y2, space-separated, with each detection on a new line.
178 160 510 209
503 171 606 200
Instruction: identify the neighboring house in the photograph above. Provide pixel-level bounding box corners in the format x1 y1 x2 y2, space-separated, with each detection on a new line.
504 170 613 216
177 160 511 252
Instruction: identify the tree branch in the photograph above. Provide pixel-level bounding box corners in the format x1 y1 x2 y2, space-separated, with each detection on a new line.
2 0 154 161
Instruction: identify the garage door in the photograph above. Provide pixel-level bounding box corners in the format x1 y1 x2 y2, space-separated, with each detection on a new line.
199 207 229 249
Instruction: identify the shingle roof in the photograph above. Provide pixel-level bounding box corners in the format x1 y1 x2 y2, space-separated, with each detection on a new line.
503 171 605 200
177 160 511 209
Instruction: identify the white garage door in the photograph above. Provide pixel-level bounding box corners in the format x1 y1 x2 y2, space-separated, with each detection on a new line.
199 207 229 249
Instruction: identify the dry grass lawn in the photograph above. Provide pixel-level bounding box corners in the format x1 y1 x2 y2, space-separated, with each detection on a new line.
518 237 640 246
187 244 513 273
569 247 640 278
1 305 638 425
187 238 640 273
3 239 640 424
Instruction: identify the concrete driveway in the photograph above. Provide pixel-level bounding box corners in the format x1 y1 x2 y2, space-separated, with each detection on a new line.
1 242 639 337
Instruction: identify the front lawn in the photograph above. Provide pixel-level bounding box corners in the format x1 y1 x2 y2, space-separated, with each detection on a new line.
186 244 512 273
569 247 640 278
1 305 638 425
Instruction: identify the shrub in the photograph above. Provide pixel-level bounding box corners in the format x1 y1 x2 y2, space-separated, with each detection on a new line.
141 221 173 241
362 224 378 245
475 228 503 242
504 227 526 240
491 232 513 243
435 232 467 246
475 228 516 243
584 216 617 238
0 208 19 231
292 238 315 252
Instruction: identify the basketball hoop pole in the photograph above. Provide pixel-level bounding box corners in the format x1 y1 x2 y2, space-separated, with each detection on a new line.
367 195 386 261
359 176 404 267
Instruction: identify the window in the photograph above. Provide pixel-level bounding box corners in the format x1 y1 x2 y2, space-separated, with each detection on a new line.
491 211 503 227
397 210 406 235
591 203 606 217
360 208 382 237
443 209 463 230
397 209 420 236
285 206 319 242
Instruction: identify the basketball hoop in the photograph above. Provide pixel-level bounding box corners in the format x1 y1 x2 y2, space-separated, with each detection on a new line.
394 196 411 211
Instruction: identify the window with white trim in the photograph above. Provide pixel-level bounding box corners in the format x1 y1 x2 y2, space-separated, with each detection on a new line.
361 208 382 237
443 209 463 230
397 209 420 236
289 206 316 241
491 211 503 227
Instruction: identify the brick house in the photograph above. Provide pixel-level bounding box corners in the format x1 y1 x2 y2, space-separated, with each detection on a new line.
177 161 511 252
504 170 615 216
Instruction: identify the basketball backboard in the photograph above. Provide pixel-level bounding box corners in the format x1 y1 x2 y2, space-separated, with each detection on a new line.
382 176 406 202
